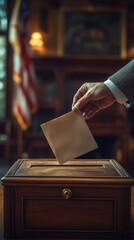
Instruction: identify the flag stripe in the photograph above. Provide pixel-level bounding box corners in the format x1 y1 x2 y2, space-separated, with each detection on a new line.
14 103 30 130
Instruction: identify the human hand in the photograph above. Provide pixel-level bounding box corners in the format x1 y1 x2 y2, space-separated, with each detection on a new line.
72 82 116 119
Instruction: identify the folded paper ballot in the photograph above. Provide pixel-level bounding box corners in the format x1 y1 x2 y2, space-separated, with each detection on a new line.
40 111 98 164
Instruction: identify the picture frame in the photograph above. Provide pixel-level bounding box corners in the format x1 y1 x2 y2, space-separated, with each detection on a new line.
58 7 127 58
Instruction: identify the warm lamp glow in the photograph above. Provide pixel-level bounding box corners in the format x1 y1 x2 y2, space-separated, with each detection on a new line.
29 31 45 54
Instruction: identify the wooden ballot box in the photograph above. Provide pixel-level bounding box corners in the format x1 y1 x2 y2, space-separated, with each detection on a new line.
1 159 134 240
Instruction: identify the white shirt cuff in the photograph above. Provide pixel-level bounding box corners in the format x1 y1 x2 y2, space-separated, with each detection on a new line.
104 79 128 104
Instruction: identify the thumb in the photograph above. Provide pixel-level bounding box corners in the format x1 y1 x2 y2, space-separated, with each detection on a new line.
72 92 91 111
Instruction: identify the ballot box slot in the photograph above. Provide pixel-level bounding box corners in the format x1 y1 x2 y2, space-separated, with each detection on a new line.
30 164 104 168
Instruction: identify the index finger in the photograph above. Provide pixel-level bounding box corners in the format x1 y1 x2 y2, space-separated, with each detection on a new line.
72 85 86 107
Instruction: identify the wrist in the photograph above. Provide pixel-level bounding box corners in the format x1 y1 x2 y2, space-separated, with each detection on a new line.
104 79 128 104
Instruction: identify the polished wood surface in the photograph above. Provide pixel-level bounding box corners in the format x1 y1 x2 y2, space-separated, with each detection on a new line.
3 159 132 178
0 186 134 239
1 159 134 239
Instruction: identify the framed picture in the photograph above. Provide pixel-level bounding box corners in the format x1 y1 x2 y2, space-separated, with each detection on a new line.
58 7 127 58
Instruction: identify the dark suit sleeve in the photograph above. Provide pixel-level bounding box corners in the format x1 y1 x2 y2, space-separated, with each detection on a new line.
109 59 134 105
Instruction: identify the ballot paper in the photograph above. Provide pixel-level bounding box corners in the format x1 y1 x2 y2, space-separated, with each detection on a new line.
40 111 98 164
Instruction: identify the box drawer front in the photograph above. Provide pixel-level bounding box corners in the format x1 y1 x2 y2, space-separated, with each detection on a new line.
22 197 115 231
12 186 129 239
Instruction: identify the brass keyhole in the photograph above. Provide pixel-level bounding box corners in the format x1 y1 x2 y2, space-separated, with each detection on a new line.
62 188 72 199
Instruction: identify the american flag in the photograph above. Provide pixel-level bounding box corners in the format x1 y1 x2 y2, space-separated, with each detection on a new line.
9 0 37 130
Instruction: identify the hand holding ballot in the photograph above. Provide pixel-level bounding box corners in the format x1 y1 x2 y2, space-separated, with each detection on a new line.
41 111 98 164
72 82 116 120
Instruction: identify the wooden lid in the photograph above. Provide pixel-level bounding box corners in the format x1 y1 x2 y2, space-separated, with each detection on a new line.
1 159 134 186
